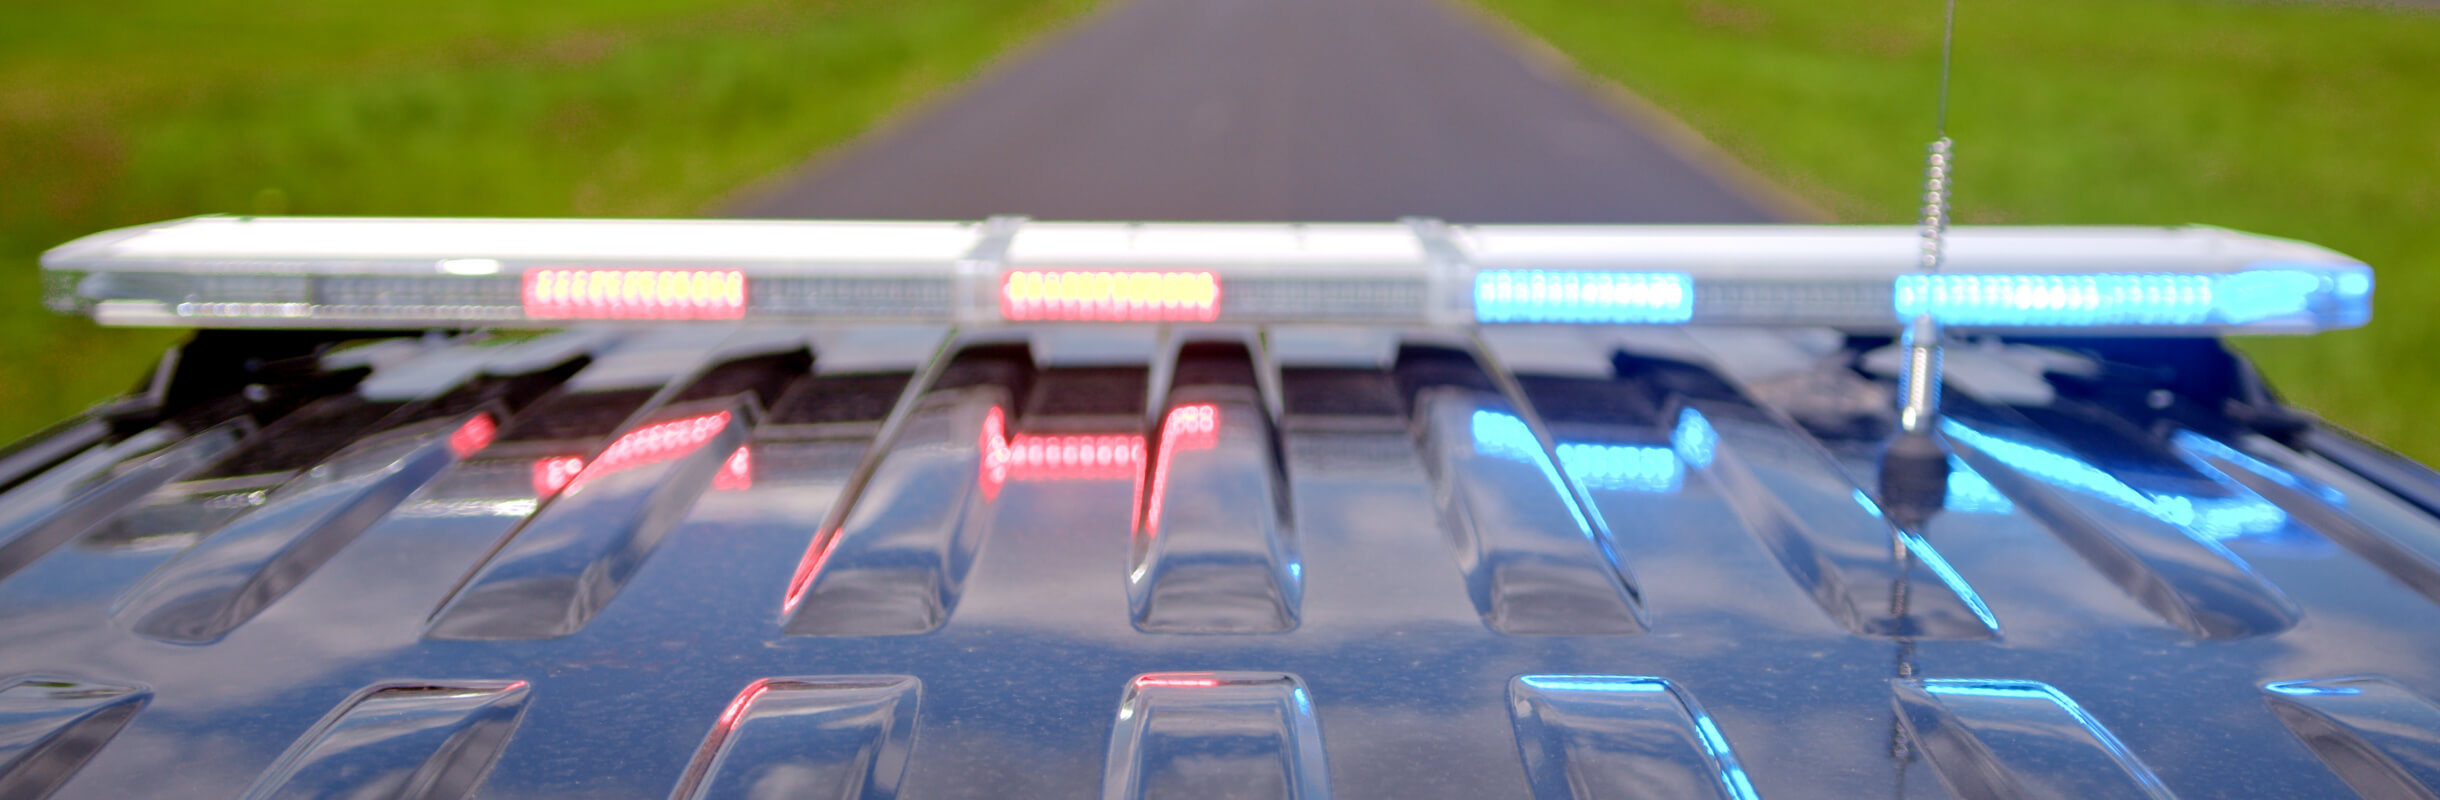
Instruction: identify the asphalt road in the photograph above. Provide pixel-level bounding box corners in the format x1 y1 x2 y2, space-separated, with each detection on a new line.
728 0 1783 224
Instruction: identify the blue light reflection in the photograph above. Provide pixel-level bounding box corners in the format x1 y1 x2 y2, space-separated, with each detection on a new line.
1518 675 1668 693
2264 680 2364 697
2171 430 2346 505
1898 530 2003 633
1854 489 1883 517
1672 410 1717 468
1917 679 2174 797
1945 460 2015 514
1556 443 1682 493
1470 410 1603 541
1517 676 1760 800
1943 422 2293 544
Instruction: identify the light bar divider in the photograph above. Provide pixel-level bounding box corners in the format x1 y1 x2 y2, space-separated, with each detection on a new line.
1404 217 1474 327
957 215 1026 326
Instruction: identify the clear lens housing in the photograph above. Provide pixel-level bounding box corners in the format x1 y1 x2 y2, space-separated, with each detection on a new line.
41 216 2373 336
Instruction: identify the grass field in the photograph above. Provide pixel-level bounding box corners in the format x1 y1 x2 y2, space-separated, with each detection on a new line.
0 0 1094 442
1473 0 2440 460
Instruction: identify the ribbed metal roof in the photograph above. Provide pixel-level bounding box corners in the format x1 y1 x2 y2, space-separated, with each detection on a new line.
2 323 2438 798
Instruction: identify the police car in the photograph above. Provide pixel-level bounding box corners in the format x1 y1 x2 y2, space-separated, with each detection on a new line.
2 214 2431 799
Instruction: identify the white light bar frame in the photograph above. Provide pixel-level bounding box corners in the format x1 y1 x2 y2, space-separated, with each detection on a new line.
41 215 2372 336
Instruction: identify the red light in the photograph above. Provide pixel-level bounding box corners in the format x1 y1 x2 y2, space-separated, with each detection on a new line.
712 446 752 491
533 455 586 497
1144 404 1221 535
1001 270 1219 322
523 268 746 320
1007 434 1146 481
1134 676 1222 689
448 414 497 458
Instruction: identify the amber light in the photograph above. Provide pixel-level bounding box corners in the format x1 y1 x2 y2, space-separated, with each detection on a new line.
523 268 745 320
1001 270 1219 321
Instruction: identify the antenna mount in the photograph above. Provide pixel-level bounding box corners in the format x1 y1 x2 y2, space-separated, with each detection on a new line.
1880 0 1962 528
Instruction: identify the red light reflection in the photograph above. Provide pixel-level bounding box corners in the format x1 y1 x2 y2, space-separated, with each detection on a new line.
712 446 752 491
782 528 841 615
1007 434 1146 481
523 268 746 320
448 414 497 458
1134 676 1222 689
979 406 1011 500
584 412 732 486
1144 404 1221 535
793 403 1011 617
1000 270 1220 322
533 455 586 497
717 679 776 729
529 411 734 497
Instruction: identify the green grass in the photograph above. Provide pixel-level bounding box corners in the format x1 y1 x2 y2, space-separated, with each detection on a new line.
1473 0 2440 460
0 0 1094 442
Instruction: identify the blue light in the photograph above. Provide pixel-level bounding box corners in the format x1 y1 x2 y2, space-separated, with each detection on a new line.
1897 273 2213 326
1556 443 1682 493
1893 267 2368 328
1475 270 1693 324
2337 270 2373 301
2213 270 2322 324
1672 410 1717 468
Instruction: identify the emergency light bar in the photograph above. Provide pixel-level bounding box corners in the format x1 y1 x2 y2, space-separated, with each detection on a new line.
41 216 2372 335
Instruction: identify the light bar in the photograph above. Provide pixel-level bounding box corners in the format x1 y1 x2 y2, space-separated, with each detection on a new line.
40 216 2373 335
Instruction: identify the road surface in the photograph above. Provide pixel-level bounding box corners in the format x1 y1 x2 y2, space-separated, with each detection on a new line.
728 0 1783 223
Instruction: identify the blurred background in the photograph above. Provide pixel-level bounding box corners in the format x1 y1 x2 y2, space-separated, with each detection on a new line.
3 0 2433 456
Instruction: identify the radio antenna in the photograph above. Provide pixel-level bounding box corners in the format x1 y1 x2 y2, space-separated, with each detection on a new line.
1880 0 1959 529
